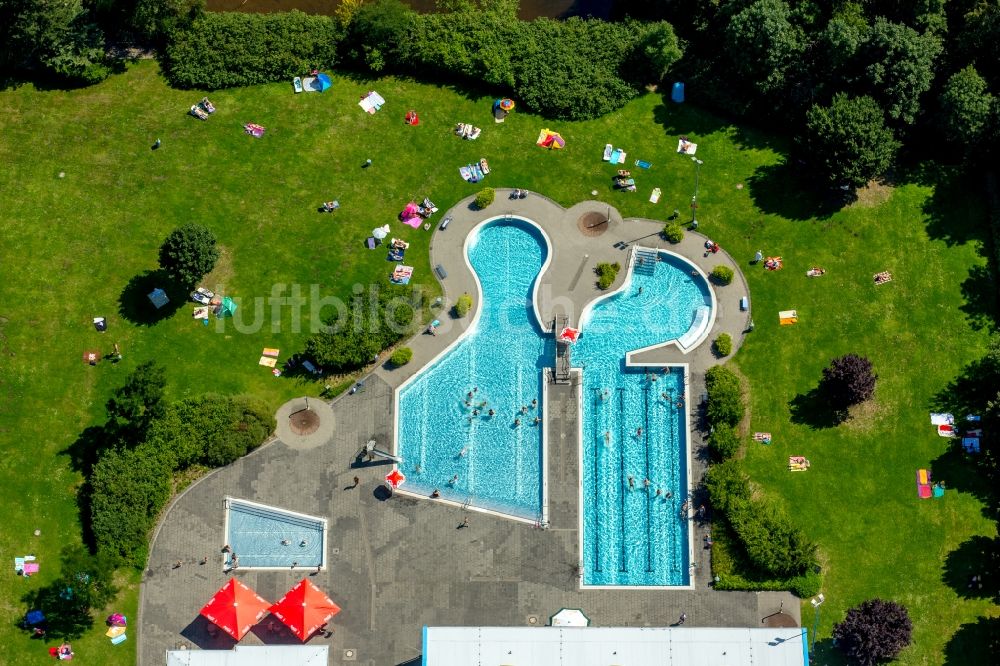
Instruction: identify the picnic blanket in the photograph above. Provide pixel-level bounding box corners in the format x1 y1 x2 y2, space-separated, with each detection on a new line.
603 144 613 161
916 469 932 498
244 123 265 138
678 139 697 155
779 309 798 325
649 188 661 203
788 456 810 471
359 91 385 114
391 265 414 285
930 413 954 425
402 216 422 229
258 356 277 368
874 271 892 285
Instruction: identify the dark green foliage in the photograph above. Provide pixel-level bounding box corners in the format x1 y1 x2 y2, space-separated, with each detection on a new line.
704 458 751 512
89 441 173 567
820 353 878 410
710 524 823 597
454 292 473 317
391 346 413 366
305 281 419 372
941 66 995 148
105 360 167 444
345 0 413 71
164 11 340 89
662 221 684 243
131 0 204 44
595 261 621 290
833 599 913 666
725 0 804 95
859 19 942 125
714 332 733 357
158 223 219 288
25 545 119 638
803 94 898 188
711 265 734 285
728 497 818 577
705 365 744 427
475 187 495 209
513 18 643 120
708 422 740 460
633 20 683 84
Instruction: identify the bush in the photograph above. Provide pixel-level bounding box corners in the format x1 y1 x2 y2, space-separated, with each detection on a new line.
708 423 740 461
705 365 744 428
345 0 414 71
391 347 413 366
454 292 473 318
705 458 751 512
158 223 220 288
820 353 877 411
728 497 818 577
475 187 495 209
596 261 621 290
714 333 732 357
89 441 174 567
802 93 898 188
662 221 684 243
164 11 340 88
833 599 913 666
105 360 167 445
711 265 734 285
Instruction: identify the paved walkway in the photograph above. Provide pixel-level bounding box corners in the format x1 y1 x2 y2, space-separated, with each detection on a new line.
139 194 793 666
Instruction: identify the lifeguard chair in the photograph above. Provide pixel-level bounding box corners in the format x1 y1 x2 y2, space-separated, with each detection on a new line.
404 110 419 126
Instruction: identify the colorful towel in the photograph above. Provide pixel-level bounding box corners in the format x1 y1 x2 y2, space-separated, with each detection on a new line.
779 309 798 325
930 413 953 425
402 216 422 229
649 188 661 203
937 424 955 437
262 348 280 358
635 160 652 169
874 271 893 285
753 432 772 443
603 144 613 161
459 166 473 181
916 469 932 499
258 356 277 368
23 562 39 574
678 140 697 155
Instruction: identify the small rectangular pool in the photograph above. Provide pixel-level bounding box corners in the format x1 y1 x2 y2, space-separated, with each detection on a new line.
223 497 327 570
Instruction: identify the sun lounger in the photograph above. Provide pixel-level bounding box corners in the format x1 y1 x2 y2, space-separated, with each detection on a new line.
439 217 452 230
603 144 613 161
435 264 448 279
740 296 749 311
649 187 661 203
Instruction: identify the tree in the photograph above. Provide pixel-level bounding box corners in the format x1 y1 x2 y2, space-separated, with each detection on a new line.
0 0 110 83
105 360 167 443
131 0 204 44
859 18 942 125
711 265 734 285
705 365 744 427
833 599 913 665
803 94 898 188
941 66 995 148
26 545 119 638
635 20 682 83
725 0 804 95
347 0 414 71
820 353 877 411
475 187 495 209
158 223 219 287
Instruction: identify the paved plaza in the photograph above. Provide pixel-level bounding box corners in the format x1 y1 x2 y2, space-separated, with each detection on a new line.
139 194 796 665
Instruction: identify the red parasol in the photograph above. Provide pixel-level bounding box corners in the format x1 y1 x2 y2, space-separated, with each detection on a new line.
199 578 271 641
268 579 342 641
385 469 406 489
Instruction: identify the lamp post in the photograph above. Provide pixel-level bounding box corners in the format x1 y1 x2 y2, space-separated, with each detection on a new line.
810 594 825 655
690 157 704 225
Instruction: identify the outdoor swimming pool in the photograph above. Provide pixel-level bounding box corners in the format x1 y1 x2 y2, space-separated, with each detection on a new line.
575 250 712 586
396 218 550 520
224 498 327 569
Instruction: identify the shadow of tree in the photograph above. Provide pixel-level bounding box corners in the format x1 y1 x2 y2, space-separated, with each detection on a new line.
59 425 107 477
808 637 849 665
942 535 1000 603
928 446 997 521
652 100 731 145
943 615 1000 665
118 269 185 325
789 387 843 429
960 260 999 333
931 355 1000 422
746 161 846 221
916 163 990 247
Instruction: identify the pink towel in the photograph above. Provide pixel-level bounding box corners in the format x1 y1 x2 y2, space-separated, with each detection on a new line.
23 562 39 573
402 216 422 228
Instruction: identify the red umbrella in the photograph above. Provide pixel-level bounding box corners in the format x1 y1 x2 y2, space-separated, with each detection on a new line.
199 578 270 641
385 468 406 489
269 579 342 641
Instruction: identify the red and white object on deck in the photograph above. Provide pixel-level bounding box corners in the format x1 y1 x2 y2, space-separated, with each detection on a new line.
558 327 580 344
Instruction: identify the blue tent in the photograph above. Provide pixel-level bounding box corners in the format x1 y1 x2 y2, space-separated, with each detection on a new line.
25 610 45 625
148 288 169 309
671 82 685 103
316 73 332 92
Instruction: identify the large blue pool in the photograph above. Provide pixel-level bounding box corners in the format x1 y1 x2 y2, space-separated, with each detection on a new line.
396 219 549 520
575 253 711 586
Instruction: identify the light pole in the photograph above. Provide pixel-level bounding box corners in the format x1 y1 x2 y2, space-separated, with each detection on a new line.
810 594 825 656
690 157 704 225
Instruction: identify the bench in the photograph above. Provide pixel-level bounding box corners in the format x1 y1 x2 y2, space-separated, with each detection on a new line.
439 216 452 230
435 264 448 280
740 296 749 311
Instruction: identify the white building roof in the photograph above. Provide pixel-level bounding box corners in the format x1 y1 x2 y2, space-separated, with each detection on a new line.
165 645 329 666
423 626 809 666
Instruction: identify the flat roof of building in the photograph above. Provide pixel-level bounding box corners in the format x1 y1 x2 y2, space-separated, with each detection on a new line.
165 645 328 666
422 626 809 666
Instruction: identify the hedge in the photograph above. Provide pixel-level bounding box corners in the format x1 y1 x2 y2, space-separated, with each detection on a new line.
708 423 741 461
705 365 744 428
714 332 732 357
164 11 341 89
454 293 473 317
711 524 822 598
596 261 621 290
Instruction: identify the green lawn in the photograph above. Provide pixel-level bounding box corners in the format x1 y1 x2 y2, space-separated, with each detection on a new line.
0 61 995 664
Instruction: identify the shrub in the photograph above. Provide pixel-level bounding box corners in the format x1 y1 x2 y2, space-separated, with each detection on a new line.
596 261 621 290
345 0 414 71
833 599 913 666
728 497 818 577
802 93 898 188
705 365 744 428
711 265 735 285
708 423 740 461
705 458 751 512
89 441 174 567
475 187 495 209
391 347 413 366
184 395 273 468
158 223 220 287
714 333 733 357
105 360 167 444
662 221 684 243
820 353 877 410
164 11 340 88
454 292 473 317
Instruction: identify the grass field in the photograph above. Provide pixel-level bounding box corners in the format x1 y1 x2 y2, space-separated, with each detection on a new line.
0 60 996 664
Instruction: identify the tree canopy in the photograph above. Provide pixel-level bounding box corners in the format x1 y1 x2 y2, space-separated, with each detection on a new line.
833 598 913 665
157 223 220 287
803 94 898 188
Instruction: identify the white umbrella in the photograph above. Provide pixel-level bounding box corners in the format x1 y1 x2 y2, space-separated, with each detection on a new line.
372 225 389 240
550 608 590 627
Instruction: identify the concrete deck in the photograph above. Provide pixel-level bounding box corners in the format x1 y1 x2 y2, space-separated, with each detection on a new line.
139 193 790 666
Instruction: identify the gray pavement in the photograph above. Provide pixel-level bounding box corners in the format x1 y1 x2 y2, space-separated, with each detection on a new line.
139 193 794 666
